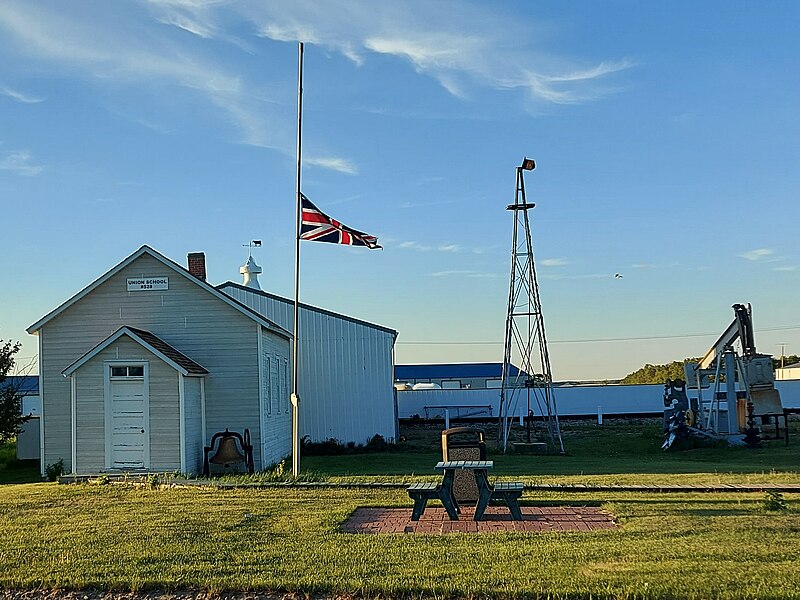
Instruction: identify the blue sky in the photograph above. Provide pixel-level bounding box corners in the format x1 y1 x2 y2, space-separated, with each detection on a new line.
1 1 799 381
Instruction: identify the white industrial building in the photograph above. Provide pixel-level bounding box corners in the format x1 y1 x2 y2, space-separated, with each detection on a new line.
775 362 800 380
27 245 397 476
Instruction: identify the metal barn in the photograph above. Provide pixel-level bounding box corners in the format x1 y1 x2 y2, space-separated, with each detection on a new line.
219 282 398 445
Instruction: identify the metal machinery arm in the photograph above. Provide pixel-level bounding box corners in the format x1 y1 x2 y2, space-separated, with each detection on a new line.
678 303 783 440
695 303 754 371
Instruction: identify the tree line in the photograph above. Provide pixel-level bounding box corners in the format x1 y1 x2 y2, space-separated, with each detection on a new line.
622 354 800 384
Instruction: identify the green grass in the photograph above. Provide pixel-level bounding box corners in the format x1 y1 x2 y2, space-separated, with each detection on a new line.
1 420 800 597
302 419 800 486
0 483 799 598
0 441 40 484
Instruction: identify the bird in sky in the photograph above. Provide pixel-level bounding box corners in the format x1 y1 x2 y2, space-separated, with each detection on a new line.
615 273 623 279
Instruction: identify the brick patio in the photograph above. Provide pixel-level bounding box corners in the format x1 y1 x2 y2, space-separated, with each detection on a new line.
341 505 618 534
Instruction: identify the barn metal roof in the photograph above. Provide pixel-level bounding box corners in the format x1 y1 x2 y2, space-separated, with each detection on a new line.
218 281 397 337
0 375 39 396
394 362 525 380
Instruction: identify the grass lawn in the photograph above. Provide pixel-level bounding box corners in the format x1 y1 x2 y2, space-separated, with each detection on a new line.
1 419 799 598
304 418 800 486
0 442 40 484
1 483 799 599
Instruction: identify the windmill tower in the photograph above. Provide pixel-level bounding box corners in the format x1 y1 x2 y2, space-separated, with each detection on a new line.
498 158 565 454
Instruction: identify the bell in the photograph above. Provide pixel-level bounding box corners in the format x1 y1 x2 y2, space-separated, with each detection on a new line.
209 436 246 465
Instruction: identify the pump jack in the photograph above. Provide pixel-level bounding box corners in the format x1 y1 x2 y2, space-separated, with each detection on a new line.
662 304 785 449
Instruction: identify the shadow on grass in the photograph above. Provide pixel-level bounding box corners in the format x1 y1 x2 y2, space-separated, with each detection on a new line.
0 460 40 484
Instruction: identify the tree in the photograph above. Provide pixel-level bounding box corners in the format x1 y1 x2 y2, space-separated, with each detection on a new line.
624 353 795 385
0 339 31 444
621 358 701 385
773 355 800 369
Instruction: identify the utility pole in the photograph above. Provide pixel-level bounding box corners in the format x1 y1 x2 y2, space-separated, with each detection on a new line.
778 343 787 368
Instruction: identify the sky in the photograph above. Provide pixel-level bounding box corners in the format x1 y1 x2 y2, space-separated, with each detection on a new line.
1 1 799 381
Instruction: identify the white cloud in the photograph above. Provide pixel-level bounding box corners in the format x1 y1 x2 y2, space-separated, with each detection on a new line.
739 248 774 261
430 269 501 278
541 257 569 267
541 272 611 280
0 2 276 148
773 266 796 272
431 269 474 277
237 1 634 105
399 241 432 251
397 199 459 209
0 1 634 154
0 150 43 176
1 87 44 103
398 240 463 253
305 156 358 175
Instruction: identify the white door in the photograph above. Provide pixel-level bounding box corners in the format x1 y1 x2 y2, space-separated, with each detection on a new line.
107 365 148 469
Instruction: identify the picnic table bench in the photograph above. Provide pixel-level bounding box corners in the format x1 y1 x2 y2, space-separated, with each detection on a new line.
406 460 525 521
406 482 459 521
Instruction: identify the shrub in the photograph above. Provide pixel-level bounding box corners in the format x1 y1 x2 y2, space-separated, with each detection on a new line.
44 458 64 482
300 433 397 456
763 491 789 512
365 433 389 452
301 437 347 456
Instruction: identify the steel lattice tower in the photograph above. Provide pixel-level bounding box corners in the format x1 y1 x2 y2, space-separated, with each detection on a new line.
498 159 565 454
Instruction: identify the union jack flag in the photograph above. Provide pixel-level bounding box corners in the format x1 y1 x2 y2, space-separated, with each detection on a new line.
299 194 381 249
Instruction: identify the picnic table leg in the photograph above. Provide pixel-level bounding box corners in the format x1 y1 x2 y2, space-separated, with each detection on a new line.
439 470 460 520
410 496 428 521
506 493 523 520
473 470 492 521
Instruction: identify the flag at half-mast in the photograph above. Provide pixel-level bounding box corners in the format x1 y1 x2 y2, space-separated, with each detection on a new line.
299 193 381 249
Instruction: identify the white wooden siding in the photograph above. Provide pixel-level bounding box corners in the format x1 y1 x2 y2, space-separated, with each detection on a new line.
182 376 203 474
260 327 291 465
38 254 276 473
73 336 180 471
220 285 397 445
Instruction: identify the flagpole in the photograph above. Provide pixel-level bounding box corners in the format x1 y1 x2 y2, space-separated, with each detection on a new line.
291 41 304 478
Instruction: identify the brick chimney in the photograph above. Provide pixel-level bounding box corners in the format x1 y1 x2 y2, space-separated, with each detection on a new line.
187 252 206 281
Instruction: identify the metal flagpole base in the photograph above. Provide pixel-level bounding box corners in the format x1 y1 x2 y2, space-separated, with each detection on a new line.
291 393 300 476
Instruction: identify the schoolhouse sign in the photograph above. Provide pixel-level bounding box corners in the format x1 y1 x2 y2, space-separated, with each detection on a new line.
127 277 169 291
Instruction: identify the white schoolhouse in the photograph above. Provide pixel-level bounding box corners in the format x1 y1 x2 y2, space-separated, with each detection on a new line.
28 245 397 476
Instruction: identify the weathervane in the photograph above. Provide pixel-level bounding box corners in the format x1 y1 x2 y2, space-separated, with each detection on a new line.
242 240 262 257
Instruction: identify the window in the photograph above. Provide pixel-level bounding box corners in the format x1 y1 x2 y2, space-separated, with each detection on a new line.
485 378 502 389
278 358 287 414
442 380 461 390
269 357 279 417
283 359 290 413
110 365 144 378
264 355 272 416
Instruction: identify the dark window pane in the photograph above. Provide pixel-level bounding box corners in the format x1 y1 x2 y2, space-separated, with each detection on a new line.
111 367 127 377
128 366 144 377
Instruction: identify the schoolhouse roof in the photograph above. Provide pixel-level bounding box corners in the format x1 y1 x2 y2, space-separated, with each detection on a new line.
62 326 209 377
27 245 291 340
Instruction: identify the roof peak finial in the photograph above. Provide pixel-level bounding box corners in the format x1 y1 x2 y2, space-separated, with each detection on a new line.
240 240 263 289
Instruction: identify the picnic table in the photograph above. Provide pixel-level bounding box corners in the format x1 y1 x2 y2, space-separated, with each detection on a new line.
406 460 524 521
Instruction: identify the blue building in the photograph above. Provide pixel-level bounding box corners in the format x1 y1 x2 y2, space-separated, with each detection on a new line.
395 362 526 390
